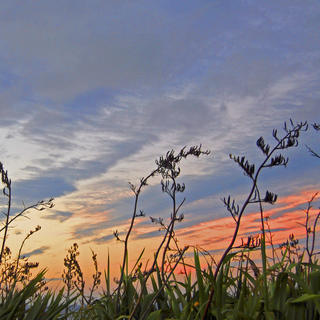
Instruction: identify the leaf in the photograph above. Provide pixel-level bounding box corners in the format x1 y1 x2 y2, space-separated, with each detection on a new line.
290 293 320 303
194 250 205 306
145 309 162 320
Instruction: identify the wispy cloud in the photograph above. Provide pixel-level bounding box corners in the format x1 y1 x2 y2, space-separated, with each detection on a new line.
23 246 50 258
43 211 73 223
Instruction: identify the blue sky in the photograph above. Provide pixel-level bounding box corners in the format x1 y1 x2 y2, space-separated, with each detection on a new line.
0 1 319 276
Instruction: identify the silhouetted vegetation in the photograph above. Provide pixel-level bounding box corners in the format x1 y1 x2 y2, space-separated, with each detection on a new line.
0 120 319 319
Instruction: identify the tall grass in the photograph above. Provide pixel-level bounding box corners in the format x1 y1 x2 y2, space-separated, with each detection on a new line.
0 120 319 319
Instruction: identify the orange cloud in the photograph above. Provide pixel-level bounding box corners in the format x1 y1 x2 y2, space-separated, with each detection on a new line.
175 188 320 254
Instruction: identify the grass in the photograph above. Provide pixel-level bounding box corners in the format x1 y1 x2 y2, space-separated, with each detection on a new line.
0 120 319 319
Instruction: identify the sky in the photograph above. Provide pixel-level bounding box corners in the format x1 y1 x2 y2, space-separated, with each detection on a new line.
0 0 319 287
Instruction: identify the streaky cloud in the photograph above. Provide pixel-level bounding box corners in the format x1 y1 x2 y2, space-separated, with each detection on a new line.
23 246 50 258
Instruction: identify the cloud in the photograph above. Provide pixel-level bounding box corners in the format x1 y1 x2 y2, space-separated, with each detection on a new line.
173 189 320 251
91 231 127 244
23 246 50 258
70 222 110 240
42 211 73 223
13 176 75 203
0 4 318 187
0 1 318 266
133 229 164 241
69 213 131 241
0 1 223 101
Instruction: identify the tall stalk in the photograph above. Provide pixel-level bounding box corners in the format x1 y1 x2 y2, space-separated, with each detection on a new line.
115 169 158 311
202 120 308 319
115 145 210 314
0 163 11 264
0 162 54 264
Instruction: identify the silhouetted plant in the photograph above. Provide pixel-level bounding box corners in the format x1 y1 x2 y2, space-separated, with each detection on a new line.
306 122 320 158
0 161 54 306
0 162 54 266
129 146 210 319
0 163 76 319
202 120 308 319
303 192 320 265
62 242 81 316
111 145 210 316
62 242 101 318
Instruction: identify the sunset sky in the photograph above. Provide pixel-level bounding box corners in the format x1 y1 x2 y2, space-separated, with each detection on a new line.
0 1 319 286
